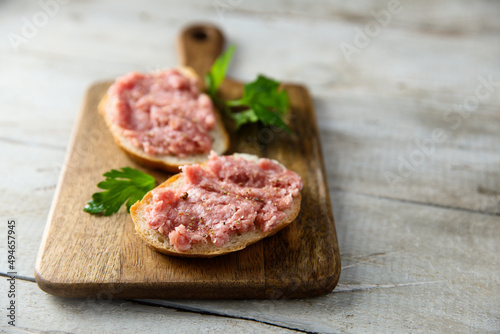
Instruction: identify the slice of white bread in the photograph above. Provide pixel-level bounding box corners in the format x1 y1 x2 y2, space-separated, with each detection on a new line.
98 67 229 173
130 154 302 258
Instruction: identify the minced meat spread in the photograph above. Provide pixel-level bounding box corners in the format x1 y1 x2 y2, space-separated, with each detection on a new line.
105 69 216 157
145 152 303 251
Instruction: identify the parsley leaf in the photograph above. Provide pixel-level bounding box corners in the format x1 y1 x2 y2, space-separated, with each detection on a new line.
229 75 291 133
205 47 292 134
84 167 155 216
239 75 289 115
205 45 235 100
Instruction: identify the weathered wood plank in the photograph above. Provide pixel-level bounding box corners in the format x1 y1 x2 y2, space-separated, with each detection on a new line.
0 279 297 334
316 93 500 215
0 143 65 276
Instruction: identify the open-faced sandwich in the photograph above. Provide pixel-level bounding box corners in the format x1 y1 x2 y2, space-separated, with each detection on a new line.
99 67 229 172
131 152 303 257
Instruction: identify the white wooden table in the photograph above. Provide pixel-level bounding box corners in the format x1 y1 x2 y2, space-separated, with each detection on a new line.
1 0 499 333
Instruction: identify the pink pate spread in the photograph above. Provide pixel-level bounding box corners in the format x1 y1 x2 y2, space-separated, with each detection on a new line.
106 69 216 157
145 152 303 251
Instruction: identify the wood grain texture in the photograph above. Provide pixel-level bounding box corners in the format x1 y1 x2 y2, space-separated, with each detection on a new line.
34 25 340 299
177 23 225 84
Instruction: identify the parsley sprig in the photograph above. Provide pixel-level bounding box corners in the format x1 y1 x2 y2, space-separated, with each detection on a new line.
205 46 292 133
84 167 155 216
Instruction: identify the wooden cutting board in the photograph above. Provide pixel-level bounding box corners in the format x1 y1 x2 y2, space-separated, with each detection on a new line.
35 24 341 299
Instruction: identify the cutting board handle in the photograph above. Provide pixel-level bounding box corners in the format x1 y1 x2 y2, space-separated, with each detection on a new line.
178 24 225 79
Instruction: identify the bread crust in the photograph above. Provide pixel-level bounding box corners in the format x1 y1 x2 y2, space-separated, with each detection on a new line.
98 67 229 172
130 155 302 258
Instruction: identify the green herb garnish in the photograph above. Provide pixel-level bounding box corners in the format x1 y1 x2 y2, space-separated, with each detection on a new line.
205 46 292 133
205 45 235 100
84 167 155 216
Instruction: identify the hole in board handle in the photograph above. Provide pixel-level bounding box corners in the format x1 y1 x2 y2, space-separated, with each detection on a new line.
191 28 208 41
